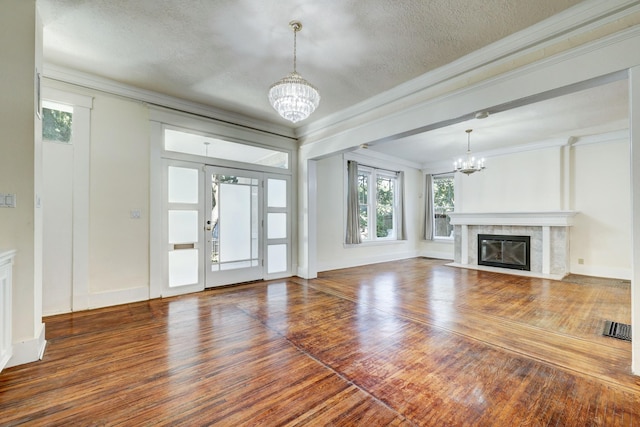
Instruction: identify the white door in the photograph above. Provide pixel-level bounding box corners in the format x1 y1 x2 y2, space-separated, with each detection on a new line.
162 160 205 297
205 166 263 287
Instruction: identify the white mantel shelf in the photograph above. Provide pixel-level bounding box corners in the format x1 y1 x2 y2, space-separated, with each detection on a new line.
448 211 578 227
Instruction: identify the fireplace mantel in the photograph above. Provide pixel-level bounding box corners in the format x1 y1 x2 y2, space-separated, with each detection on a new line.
448 211 578 279
448 211 577 227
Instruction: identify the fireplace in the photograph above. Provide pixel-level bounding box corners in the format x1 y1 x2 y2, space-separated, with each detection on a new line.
478 234 530 271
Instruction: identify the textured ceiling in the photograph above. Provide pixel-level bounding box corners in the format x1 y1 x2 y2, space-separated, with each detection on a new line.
38 0 587 128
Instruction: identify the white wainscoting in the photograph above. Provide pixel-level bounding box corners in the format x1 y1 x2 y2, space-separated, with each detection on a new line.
0 250 16 372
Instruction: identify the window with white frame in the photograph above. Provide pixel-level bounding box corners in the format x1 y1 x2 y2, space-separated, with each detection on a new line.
357 165 399 241
432 174 455 239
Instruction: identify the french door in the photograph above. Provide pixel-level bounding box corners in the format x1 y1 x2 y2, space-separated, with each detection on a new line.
204 166 263 287
162 160 291 296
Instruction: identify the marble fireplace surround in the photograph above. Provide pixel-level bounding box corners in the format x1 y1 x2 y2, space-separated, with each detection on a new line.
447 211 577 279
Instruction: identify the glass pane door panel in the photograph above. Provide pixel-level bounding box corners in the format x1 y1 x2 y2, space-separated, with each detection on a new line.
268 213 287 239
168 210 198 243
168 166 199 203
219 183 251 262
268 244 287 274
169 249 199 287
268 179 287 208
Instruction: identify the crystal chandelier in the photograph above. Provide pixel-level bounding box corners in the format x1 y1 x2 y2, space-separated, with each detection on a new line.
454 129 486 175
268 21 320 123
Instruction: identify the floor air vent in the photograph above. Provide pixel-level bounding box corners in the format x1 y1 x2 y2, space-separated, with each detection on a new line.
603 320 632 341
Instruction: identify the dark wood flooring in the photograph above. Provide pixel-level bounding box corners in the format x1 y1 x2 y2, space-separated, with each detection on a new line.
1 258 638 426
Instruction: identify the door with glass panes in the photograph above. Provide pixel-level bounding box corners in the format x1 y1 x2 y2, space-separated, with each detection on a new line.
163 161 291 295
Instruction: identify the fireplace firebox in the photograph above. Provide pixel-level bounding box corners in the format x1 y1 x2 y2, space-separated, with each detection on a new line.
478 234 530 271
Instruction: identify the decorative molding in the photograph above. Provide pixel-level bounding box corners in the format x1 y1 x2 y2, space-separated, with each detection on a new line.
448 211 578 227
43 64 296 140
298 0 640 140
572 129 629 146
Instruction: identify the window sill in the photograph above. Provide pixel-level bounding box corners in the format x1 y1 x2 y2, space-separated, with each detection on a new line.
344 239 407 248
431 237 454 244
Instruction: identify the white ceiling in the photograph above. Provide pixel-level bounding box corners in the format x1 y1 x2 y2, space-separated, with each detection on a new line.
38 0 629 165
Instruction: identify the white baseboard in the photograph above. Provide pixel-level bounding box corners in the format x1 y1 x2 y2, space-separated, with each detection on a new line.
6 323 46 368
569 264 631 280
317 251 419 273
420 250 454 260
88 286 149 310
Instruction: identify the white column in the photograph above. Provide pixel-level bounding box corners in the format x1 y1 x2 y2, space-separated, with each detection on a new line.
542 226 551 275
630 66 640 375
461 225 469 264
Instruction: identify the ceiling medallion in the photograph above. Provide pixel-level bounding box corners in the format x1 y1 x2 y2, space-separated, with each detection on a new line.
454 129 486 175
268 20 320 123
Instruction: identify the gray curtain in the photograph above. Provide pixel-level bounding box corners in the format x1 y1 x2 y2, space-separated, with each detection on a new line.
424 174 434 240
345 160 361 244
397 171 407 240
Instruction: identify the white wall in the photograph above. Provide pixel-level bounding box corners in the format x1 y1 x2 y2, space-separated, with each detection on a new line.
457 147 563 212
446 137 631 279
315 154 421 272
0 0 46 367
570 138 630 278
43 80 151 308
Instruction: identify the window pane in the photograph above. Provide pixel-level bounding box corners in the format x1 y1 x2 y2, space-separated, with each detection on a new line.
165 129 289 169
376 175 395 238
268 244 288 274
268 179 287 208
219 183 251 262
169 249 198 287
433 176 455 238
42 104 73 144
268 213 287 239
168 167 198 204
168 210 198 243
358 172 369 241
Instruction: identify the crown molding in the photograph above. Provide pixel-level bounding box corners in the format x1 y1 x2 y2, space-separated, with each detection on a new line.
572 129 629 146
349 148 422 171
297 0 640 141
43 64 296 140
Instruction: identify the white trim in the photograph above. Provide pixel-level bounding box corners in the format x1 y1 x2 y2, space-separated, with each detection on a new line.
448 211 578 227
88 286 149 310
6 323 46 368
629 66 640 375
569 263 632 280
41 87 92 109
44 64 295 140
572 129 630 146
317 251 419 273
419 251 454 261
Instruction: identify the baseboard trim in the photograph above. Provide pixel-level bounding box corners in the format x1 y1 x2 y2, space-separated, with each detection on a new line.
420 250 454 260
6 323 46 368
88 286 149 310
569 264 631 281
317 251 419 273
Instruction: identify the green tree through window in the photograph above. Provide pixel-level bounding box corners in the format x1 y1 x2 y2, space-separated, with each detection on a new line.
42 107 72 143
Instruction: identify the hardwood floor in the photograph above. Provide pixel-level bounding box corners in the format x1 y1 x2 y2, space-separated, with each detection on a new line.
1 258 638 426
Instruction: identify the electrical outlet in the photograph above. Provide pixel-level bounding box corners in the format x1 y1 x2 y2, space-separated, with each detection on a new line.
578 258 584 265
130 210 141 219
